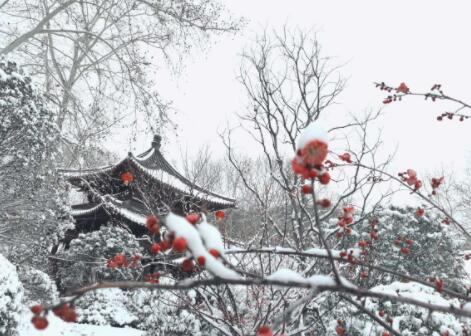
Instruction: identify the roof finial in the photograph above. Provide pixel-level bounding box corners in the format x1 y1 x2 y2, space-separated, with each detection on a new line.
152 134 162 150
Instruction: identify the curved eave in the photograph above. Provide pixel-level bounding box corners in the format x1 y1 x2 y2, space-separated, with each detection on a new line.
103 195 149 226
130 154 236 209
58 158 127 180
71 203 104 217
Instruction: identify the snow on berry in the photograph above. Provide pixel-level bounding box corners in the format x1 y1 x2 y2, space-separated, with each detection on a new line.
296 123 329 150
196 214 225 254
166 213 240 279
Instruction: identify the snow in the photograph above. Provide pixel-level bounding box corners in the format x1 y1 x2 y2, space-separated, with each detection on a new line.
296 123 329 150
18 311 144 336
266 269 337 288
166 213 241 279
0 254 23 334
267 269 306 283
304 247 361 258
307 275 336 287
371 281 450 306
102 196 147 225
196 215 225 253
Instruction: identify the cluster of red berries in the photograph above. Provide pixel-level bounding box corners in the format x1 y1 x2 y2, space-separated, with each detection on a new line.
292 139 331 184
30 305 48 330
399 169 422 191
335 320 346 335
393 236 414 255
430 176 444 195
120 171 134 185
442 217 451 225
257 325 273 336
146 215 160 235
415 207 425 217
31 303 78 330
464 253 471 260
144 272 160 284
368 218 379 241
107 253 140 269
335 206 355 238
377 82 409 104
437 111 469 122
339 250 356 263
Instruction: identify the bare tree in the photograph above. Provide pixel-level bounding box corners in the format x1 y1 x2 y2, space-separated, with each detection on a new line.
0 0 241 167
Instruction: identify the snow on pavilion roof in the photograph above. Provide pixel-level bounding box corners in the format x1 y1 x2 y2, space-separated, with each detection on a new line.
61 135 236 211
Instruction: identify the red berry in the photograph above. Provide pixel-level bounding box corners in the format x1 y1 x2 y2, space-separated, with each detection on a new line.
318 172 331 185
301 185 313 194
120 172 134 185
160 240 170 251
107 260 117 269
360 271 368 279
369 231 378 240
316 198 332 208
113 253 126 266
382 332 391 336
405 239 414 245
209 249 220 258
215 210 225 220
31 304 43 315
150 243 161 255
186 213 200 225
182 259 194 272
257 325 273 336
335 326 345 336
173 237 187 253
146 215 158 227
400 247 410 255
197 256 206 266
415 207 425 217
62 308 77 322
338 152 352 163
379 310 385 317
32 316 48 330
396 82 409 94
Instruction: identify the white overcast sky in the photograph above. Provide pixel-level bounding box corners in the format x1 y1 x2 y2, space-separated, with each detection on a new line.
107 0 471 177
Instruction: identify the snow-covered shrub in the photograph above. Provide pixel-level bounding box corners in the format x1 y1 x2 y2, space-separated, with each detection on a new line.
127 286 216 336
18 266 58 305
75 288 138 327
0 254 23 336
0 60 71 269
57 223 144 290
321 282 471 335
337 206 466 289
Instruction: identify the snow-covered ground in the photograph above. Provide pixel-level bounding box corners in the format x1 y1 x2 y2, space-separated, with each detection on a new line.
19 311 144 336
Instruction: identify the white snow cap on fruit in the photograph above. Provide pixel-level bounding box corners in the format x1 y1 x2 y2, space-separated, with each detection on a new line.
296 123 329 151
